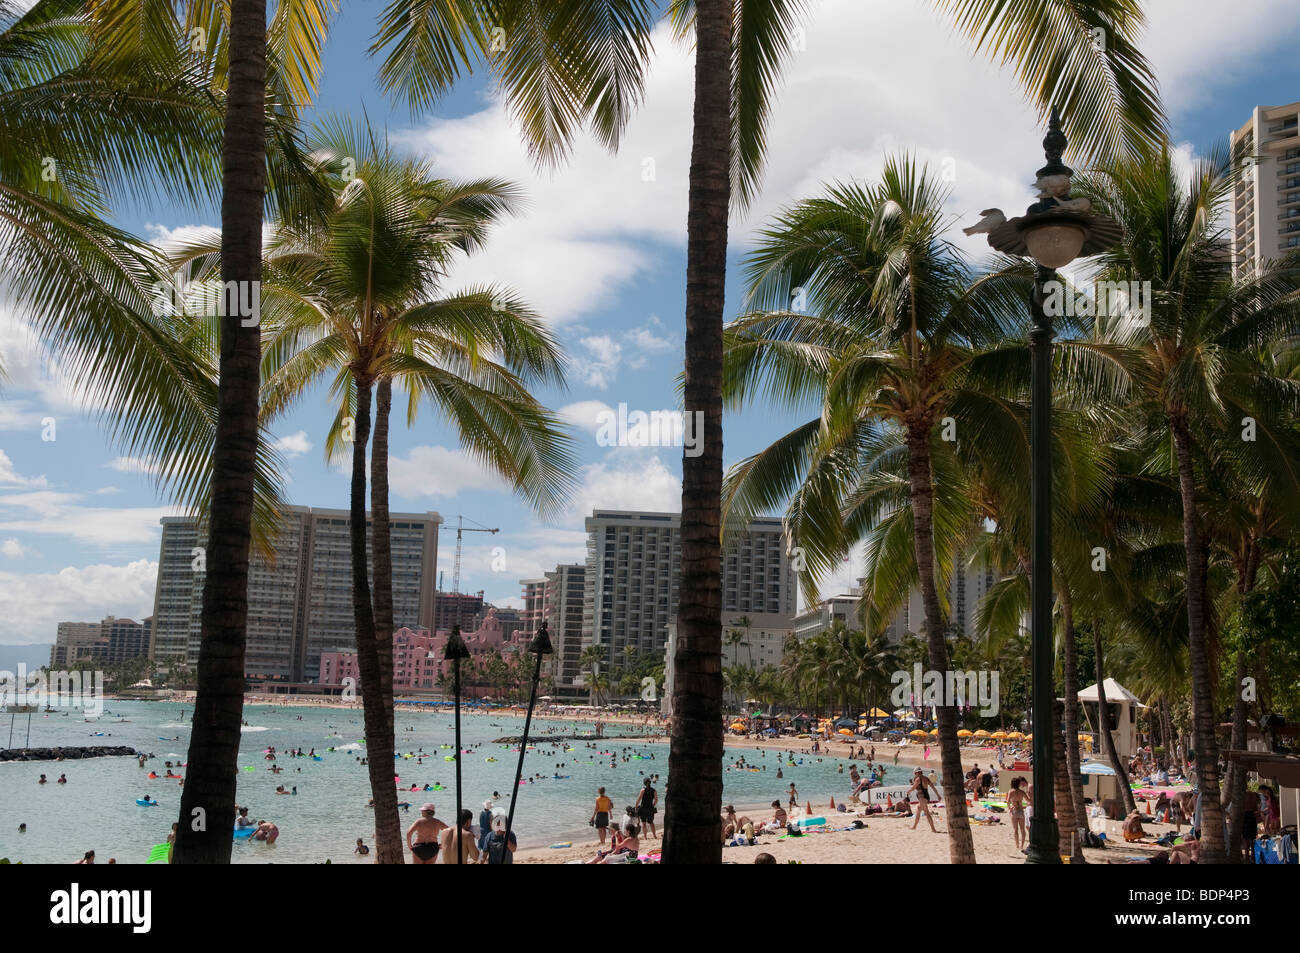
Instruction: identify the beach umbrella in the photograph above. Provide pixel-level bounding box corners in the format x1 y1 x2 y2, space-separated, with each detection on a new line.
957 729 974 738
908 729 928 738
973 729 991 738
444 625 471 865
928 728 939 735
838 728 854 736
1007 731 1025 739
991 731 1008 739
1080 761 1116 776
868 707 890 718
505 622 553 853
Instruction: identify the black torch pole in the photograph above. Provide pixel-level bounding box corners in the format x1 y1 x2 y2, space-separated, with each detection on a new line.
506 623 553 853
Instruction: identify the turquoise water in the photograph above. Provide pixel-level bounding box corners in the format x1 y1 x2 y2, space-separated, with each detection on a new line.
0 700 911 863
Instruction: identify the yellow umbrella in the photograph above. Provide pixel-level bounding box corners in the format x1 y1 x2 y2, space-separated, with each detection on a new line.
1026 733 1033 740
1077 734 1091 740
868 707 889 718
973 729 991 738
908 729 928 738
838 728 855 736
957 729 974 738
991 731 1008 739
928 728 939 736
1007 731 1024 739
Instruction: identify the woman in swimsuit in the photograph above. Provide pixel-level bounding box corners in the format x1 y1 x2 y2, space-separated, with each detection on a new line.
1006 777 1029 850
907 768 939 832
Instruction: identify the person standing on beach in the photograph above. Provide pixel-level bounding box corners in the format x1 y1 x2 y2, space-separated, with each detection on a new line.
907 768 939 833
406 803 447 864
440 809 480 864
635 778 658 839
590 787 613 844
1006 778 1029 850
787 782 799 814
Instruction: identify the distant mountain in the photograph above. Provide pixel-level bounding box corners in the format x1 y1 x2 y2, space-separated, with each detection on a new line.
0 644 52 673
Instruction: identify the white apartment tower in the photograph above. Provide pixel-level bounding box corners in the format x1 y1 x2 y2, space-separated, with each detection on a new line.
150 507 440 681
1231 101 1300 280
582 509 796 670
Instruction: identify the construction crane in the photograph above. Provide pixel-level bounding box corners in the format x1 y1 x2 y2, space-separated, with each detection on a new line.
441 515 499 594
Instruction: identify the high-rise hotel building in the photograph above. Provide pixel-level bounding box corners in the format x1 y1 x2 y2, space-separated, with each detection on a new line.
581 510 796 669
149 506 440 681
1230 101 1300 280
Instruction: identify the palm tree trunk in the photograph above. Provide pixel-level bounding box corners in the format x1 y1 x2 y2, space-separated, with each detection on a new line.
1053 700 1086 862
905 424 975 863
368 377 403 863
1224 650 1248 862
348 375 401 862
173 0 266 864
664 0 729 866
1169 419 1225 862
1224 550 1259 862
1092 625 1136 815
1058 585 1089 828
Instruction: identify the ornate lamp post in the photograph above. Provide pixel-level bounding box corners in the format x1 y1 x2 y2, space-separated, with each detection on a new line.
504 622 554 851
969 108 1121 864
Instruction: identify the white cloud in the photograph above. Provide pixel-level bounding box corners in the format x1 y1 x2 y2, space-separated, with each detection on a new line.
143 223 221 252
568 452 682 521
0 559 158 642
558 400 616 440
0 490 176 545
575 334 622 388
0 449 49 488
399 0 1300 336
106 456 163 476
273 430 314 458
2 538 27 558
387 445 511 500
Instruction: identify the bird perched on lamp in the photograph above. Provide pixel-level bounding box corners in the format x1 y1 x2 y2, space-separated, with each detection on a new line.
962 208 1005 235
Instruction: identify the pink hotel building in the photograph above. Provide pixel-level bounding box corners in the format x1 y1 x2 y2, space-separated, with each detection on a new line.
319 609 531 693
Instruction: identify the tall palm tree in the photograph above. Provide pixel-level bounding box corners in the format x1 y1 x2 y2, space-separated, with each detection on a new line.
1075 146 1300 862
175 119 575 861
722 162 1053 861
79 0 338 864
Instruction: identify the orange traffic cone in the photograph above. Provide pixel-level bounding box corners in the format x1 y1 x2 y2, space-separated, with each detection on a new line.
806 800 813 816
830 796 836 810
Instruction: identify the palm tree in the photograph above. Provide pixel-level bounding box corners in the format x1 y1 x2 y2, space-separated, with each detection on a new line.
722 162 1050 862
256 121 571 862
579 643 608 705
1074 146 1300 862
171 118 574 861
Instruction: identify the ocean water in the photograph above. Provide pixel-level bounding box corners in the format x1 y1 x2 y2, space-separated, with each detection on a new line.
0 700 911 863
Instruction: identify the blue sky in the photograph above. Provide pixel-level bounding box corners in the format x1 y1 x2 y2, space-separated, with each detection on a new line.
2 0 1299 646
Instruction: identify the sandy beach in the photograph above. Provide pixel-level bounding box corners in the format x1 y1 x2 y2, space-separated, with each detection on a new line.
514 805 1179 864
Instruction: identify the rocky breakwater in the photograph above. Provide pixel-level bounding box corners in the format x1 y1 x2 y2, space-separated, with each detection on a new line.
0 746 138 762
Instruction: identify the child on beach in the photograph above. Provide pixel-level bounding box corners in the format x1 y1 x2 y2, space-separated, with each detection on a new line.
787 783 798 814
